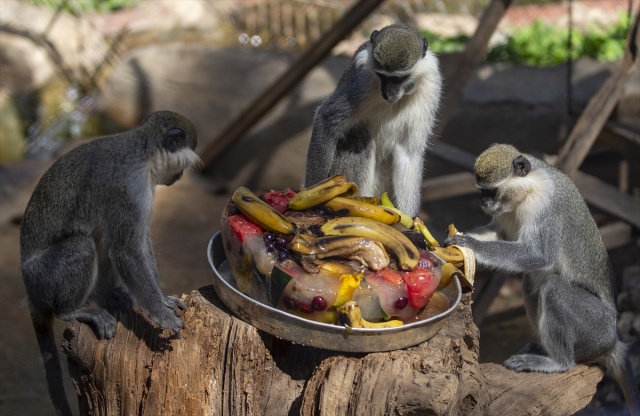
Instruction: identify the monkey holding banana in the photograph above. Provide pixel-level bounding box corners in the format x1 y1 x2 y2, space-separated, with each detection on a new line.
304 23 442 217
445 144 639 414
21 111 201 416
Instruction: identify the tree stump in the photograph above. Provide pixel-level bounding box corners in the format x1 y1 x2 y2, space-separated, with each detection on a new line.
62 286 603 415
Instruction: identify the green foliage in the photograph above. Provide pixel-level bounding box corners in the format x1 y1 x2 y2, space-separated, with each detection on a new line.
28 0 136 14
424 12 630 67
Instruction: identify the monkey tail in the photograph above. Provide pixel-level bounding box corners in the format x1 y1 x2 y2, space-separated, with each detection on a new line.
604 340 640 416
30 307 73 416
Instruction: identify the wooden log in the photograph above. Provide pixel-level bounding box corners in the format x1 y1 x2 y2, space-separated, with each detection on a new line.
62 285 603 415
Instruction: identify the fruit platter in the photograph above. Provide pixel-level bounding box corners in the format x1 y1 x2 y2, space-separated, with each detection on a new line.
207 176 474 352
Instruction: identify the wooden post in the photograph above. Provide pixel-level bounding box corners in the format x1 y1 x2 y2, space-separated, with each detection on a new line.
556 9 640 176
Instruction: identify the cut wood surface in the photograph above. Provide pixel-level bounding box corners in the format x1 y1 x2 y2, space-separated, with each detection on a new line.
62 285 603 415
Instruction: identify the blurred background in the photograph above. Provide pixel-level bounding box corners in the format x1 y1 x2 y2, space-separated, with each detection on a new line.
1 0 639 414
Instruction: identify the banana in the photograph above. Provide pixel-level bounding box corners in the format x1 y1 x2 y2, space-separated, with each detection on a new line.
430 246 464 267
379 192 413 228
231 186 296 235
316 260 358 275
354 196 380 205
447 223 461 238
288 175 358 211
337 301 403 328
439 263 461 288
413 217 440 248
324 196 401 225
289 233 390 271
380 192 394 208
431 245 476 288
320 217 420 270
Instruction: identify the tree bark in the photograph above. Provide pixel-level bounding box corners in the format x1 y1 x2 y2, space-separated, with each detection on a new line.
62 286 602 415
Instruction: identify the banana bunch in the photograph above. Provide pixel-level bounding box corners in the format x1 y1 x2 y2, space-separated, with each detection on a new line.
337 301 403 329
229 176 475 288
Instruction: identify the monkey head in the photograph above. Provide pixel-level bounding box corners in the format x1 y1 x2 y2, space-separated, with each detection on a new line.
140 111 201 186
370 24 429 104
474 144 533 216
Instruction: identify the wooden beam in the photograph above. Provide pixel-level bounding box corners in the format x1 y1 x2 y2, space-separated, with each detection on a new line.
422 171 477 202
597 121 640 161
199 0 385 173
429 141 476 171
599 221 632 250
556 9 640 176
573 170 640 228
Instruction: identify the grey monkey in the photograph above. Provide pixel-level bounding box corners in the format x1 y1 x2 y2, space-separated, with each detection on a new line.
21 110 201 416
304 23 442 217
445 144 639 414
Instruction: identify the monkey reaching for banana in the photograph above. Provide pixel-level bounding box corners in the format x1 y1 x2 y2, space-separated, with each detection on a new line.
21 111 201 416
445 144 639 414
304 23 442 217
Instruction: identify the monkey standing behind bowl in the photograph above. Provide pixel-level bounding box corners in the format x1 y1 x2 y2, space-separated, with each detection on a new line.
20 111 201 416
304 23 442 217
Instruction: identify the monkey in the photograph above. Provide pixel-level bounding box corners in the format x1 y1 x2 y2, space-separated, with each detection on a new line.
20 110 201 416
304 23 442 217
445 144 640 414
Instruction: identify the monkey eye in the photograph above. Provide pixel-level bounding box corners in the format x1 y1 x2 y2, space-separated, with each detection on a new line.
376 73 408 85
164 127 186 152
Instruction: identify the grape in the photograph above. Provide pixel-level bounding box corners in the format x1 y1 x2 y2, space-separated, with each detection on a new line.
283 296 296 310
263 233 275 243
276 236 288 247
395 297 409 310
277 249 288 262
311 296 327 311
298 302 312 314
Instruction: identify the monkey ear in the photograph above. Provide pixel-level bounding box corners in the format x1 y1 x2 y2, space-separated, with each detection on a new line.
422 37 428 58
163 127 186 153
370 30 380 44
512 155 531 177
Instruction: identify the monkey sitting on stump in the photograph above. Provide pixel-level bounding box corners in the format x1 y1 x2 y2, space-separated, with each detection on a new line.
445 144 640 414
304 23 442 217
21 110 201 416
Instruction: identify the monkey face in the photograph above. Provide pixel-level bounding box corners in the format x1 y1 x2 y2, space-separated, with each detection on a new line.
479 187 503 216
375 72 414 104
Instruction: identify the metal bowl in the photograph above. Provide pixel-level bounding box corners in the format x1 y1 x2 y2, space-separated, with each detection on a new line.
207 232 461 352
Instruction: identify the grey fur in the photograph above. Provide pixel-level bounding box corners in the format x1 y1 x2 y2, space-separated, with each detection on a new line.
446 144 639 414
304 23 442 217
21 110 200 415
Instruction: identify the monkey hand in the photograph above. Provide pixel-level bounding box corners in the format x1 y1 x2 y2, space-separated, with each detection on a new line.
165 295 187 314
444 233 476 249
147 297 186 337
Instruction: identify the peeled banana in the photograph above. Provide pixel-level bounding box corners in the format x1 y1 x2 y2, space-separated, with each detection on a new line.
337 301 403 328
232 187 296 235
324 196 401 225
321 216 420 271
289 233 390 271
288 176 358 211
